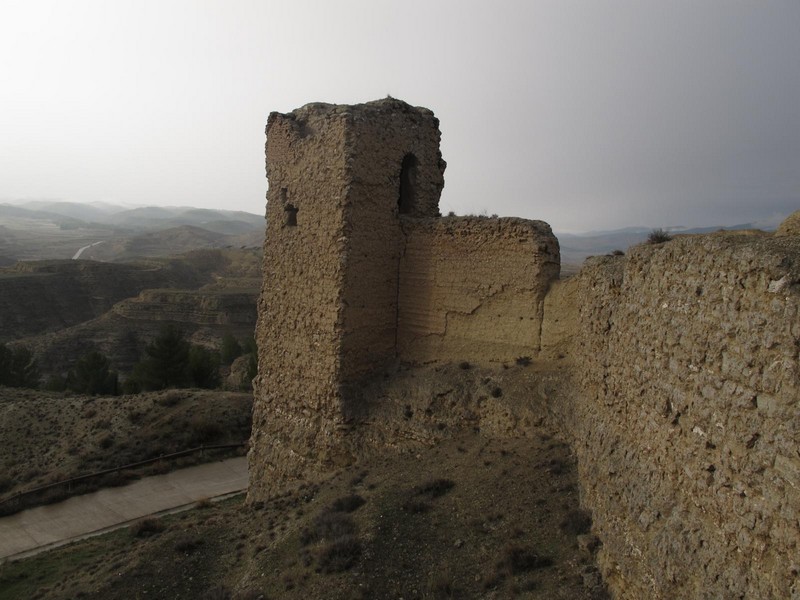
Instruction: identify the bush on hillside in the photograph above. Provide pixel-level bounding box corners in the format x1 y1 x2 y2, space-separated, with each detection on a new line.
647 228 673 244
188 345 221 389
125 325 225 392
0 344 40 389
219 333 242 366
67 350 119 395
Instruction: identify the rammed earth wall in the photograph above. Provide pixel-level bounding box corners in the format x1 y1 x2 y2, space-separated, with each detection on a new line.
561 231 800 599
249 98 800 598
397 216 559 363
249 99 559 500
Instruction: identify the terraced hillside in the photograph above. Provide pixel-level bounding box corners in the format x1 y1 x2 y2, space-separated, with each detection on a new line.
2 248 261 379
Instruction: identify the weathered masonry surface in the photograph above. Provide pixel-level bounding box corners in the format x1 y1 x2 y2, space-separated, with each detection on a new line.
550 231 800 599
250 98 800 599
249 99 559 497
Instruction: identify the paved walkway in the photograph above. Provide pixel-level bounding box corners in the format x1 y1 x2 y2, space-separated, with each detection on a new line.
0 457 248 562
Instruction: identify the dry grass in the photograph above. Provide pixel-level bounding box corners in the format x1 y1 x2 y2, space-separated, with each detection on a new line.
0 388 252 509
0 429 609 600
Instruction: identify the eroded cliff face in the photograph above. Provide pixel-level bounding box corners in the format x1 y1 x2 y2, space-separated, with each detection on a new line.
547 231 800 599
0 260 207 342
16 287 259 376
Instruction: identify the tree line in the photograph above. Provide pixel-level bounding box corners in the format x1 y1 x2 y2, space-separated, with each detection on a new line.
1 326 257 396
0 345 40 388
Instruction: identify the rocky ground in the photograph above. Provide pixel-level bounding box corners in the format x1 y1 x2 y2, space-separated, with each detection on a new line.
0 424 607 600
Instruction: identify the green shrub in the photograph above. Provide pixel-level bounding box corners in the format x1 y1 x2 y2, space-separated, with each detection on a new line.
414 478 455 499
245 353 257 388
97 434 115 449
121 374 142 395
136 325 191 390
241 336 257 356
219 333 242 366
189 417 223 445
127 326 223 391
156 390 183 406
175 533 204 554
188 345 220 389
647 228 672 244
330 494 365 513
300 511 357 546
403 478 455 512
401 499 431 514
317 535 361 573
44 374 67 392
0 344 39 388
67 350 118 395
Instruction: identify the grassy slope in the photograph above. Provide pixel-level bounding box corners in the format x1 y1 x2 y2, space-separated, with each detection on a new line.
0 388 252 502
0 428 608 600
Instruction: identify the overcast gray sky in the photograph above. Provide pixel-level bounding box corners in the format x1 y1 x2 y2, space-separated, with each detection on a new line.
1 0 798 232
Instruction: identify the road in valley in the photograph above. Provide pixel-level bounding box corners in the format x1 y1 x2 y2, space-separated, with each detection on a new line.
72 240 105 260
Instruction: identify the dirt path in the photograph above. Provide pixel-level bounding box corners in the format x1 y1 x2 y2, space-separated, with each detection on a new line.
0 457 247 562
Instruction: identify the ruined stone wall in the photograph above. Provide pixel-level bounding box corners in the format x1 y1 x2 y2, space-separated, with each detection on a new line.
249 99 800 598
397 217 560 364
339 100 445 381
249 106 351 499
249 99 564 501
250 100 448 499
560 232 800 599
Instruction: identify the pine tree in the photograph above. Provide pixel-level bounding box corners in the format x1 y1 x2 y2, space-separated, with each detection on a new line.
220 333 242 366
188 345 221 389
68 350 118 395
140 325 191 389
0 344 39 388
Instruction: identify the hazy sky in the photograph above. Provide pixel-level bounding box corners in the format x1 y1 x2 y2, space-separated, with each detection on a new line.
1 1 798 232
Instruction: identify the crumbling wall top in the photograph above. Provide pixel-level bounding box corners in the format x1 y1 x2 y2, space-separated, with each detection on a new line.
269 97 435 122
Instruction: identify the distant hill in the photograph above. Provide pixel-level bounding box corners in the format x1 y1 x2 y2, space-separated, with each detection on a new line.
1 248 262 377
0 257 214 341
95 206 264 231
556 221 778 267
1 201 264 233
18 200 121 222
0 203 85 226
77 225 263 262
0 201 265 261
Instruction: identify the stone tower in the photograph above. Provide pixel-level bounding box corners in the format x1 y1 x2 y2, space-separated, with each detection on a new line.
248 99 447 498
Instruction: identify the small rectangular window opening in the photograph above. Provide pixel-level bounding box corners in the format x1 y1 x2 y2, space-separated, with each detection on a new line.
285 203 298 226
280 188 298 227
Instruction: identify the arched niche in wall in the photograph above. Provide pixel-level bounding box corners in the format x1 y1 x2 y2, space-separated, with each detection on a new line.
398 153 418 215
